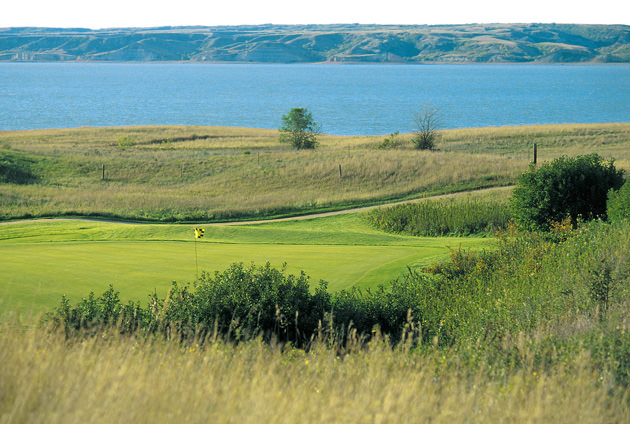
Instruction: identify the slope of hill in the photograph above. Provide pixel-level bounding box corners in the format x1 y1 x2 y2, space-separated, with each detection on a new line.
1 23 629 63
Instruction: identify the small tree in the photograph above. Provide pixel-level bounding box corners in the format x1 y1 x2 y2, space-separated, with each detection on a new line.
511 154 624 231
279 107 321 150
411 106 440 150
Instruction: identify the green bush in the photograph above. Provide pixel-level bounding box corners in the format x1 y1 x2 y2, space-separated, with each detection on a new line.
378 131 401 149
51 285 148 336
49 263 333 344
511 154 624 231
367 198 510 236
174 262 331 342
607 179 630 222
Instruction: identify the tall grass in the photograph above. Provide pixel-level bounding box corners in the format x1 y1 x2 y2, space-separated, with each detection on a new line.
367 198 511 236
1 321 628 423
1 123 628 222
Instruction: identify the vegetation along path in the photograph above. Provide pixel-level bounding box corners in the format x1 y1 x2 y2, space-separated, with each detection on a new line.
0 186 512 227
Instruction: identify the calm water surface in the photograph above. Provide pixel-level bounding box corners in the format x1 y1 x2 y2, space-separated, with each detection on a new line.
1 63 629 135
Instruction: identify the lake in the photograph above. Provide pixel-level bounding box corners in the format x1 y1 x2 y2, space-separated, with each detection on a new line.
1 63 629 135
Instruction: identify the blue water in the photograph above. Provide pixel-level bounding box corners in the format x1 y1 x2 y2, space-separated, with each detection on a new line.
1 63 629 135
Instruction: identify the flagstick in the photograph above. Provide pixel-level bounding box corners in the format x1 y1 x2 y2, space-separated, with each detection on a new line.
194 236 199 280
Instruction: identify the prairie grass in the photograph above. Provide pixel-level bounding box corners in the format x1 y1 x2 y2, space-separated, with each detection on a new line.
2 123 628 221
1 321 628 424
367 197 510 236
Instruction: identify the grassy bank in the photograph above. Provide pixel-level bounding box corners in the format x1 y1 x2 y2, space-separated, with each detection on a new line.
2 123 628 222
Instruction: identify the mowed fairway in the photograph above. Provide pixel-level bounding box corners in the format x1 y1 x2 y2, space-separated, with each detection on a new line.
0 213 491 314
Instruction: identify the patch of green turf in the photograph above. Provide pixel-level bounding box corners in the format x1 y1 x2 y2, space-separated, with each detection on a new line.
0 214 491 314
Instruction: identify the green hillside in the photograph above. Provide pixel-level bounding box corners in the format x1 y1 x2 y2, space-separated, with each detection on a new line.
2 23 630 63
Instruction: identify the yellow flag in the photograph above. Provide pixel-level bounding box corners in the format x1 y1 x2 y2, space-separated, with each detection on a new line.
194 228 205 239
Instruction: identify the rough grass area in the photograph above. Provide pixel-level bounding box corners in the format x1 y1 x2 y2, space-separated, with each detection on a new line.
1 123 628 222
367 197 511 236
1 322 628 424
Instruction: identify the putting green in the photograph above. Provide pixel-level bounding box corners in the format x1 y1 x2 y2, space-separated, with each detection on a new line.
0 214 492 314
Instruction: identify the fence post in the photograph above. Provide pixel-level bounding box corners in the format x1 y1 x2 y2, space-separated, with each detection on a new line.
338 164 342 178
533 143 537 165
102 164 105 180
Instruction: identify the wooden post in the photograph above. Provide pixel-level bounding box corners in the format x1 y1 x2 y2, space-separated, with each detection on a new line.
102 164 105 180
533 143 537 165
338 164 342 178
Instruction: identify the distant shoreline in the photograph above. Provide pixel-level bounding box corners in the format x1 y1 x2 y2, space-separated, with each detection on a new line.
3 60 630 65
2 23 629 64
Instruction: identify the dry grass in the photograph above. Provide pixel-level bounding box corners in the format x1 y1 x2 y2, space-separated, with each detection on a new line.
1 322 628 423
1 123 629 221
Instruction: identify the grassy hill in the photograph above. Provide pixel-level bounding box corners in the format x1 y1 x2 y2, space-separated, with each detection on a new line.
1 123 629 223
2 23 630 63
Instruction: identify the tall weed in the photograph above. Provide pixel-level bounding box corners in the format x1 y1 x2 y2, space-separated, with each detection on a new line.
367 198 511 236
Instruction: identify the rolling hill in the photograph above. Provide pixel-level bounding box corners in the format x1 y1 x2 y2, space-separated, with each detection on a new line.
1 23 629 63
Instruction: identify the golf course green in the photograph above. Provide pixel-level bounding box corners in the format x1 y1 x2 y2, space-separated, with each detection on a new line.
0 213 491 314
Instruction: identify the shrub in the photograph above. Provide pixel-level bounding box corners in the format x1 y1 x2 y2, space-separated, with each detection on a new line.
178 262 331 342
410 106 440 150
378 131 401 149
510 154 624 231
50 285 148 336
48 263 333 345
411 133 436 150
607 179 630 222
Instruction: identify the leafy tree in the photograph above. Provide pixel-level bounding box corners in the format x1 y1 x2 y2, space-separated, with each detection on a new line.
411 106 440 150
279 107 321 149
607 179 630 222
510 154 624 231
